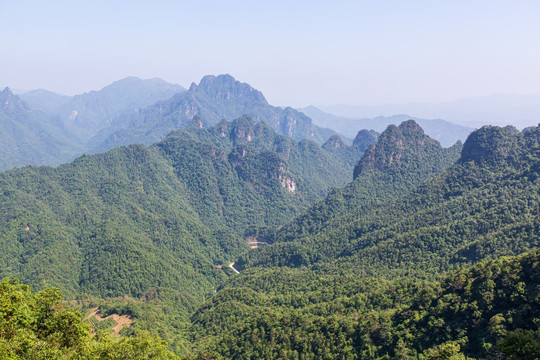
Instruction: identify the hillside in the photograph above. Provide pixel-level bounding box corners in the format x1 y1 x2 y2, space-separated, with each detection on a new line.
0 116 366 301
239 124 540 279
186 250 540 359
258 120 462 246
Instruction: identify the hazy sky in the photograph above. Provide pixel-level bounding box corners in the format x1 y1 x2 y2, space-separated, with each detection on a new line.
2 0 540 107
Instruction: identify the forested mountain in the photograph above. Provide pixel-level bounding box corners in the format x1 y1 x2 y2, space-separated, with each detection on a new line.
89 74 337 153
1 119 538 359
2 75 341 172
240 124 540 279
0 87 84 171
300 105 473 147
178 123 540 359
261 120 462 247
0 116 366 301
186 250 540 359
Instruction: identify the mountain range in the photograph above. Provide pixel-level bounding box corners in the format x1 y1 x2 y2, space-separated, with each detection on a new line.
300 105 473 147
1 73 539 359
0 115 370 299
2 75 340 172
319 93 540 129
88 74 336 153
0 87 84 170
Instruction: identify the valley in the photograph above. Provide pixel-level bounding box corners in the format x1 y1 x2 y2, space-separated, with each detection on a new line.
0 76 538 360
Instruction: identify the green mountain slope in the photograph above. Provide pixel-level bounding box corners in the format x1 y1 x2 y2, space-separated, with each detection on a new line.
238 120 462 266
186 250 540 359
0 116 366 300
239 124 540 279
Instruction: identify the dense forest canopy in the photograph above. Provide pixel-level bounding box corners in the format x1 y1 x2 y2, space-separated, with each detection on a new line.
0 121 538 359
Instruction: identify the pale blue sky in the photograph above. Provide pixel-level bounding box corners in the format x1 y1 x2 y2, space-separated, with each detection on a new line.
2 0 540 107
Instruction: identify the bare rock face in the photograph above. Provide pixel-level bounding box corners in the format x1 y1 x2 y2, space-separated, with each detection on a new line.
188 115 204 129
278 164 296 193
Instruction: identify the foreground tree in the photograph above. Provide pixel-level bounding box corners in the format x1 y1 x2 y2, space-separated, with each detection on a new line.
0 278 178 359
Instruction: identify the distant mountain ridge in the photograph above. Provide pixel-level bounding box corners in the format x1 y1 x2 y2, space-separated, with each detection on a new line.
1 75 342 171
90 74 337 154
300 105 473 147
0 87 83 170
18 89 70 113
56 76 186 135
319 93 540 129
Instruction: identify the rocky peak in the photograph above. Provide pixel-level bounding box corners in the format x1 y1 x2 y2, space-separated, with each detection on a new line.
353 120 439 178
352 129 379 152
230 116 256 142
322 135 346 150
187 115 204 129
0 87 31 117
189 74 268 105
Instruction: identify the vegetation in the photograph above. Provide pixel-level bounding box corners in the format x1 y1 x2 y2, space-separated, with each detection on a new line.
0 277 179 359
0 116 362 303
185 250 540 359
0 120 538 359
240 124 539 279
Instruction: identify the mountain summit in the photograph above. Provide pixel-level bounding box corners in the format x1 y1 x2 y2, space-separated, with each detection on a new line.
0 87 31 117
353 120 441 177
189 74 268 104
91 74 336 153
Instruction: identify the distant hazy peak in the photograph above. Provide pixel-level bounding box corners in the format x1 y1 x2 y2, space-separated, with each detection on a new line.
1 86 14 96
189 74 268 104
0 87 31 116
98 76 185 92
352 129 379 151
